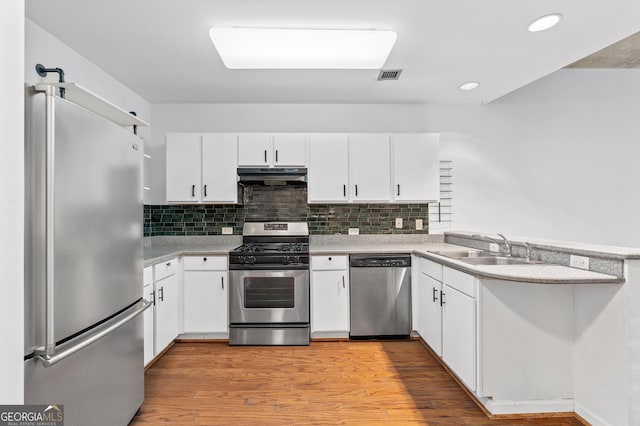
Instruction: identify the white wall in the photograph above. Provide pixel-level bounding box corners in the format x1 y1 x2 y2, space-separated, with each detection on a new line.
148 103 429 204
0 0 25 404
150 70 640 249
432 69 640 248
25 19 151 132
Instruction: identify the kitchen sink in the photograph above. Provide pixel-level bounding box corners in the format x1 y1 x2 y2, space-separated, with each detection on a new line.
430 250 496 258
430 249 544 266
458 256 541 266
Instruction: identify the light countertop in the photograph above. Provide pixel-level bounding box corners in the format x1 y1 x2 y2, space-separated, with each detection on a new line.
413 247 622 285
144 235 623 284
144 236 241 266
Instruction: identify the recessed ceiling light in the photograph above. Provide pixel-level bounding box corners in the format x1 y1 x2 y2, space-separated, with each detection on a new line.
528 13 562 32
209 27 397 69
459 81 480 91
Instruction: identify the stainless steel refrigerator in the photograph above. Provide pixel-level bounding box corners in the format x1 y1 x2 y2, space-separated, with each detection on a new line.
23 85 149 426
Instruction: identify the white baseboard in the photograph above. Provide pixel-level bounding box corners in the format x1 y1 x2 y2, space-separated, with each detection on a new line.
177 332 229 340
481 397 574 415
310 331 349 339
574 401 611 426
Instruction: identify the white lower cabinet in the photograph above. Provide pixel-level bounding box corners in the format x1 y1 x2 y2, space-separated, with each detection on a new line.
419 272 443 356
311 255 349 337
143 266 154 366
415 258 476 392
183 256 228 335
416 255 574 415
442 284 476 392
441 266 477 392
154 258 180 355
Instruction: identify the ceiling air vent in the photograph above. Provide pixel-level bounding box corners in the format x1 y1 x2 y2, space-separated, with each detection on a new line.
377 69 402 81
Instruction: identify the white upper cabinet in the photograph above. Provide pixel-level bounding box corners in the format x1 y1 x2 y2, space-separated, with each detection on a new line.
166 133 238 203
166 133 202 202
165 132 439 204
238 133 307 167
392 133 440 202
238 133 272 166
202 133 238 203
349 134 391 202
273 134 307 166
308 134 349 203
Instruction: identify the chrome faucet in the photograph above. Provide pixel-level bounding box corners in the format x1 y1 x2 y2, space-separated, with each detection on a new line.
524 242 532 262
472 233 513 256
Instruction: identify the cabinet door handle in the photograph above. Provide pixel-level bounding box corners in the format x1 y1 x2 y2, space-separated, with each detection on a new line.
159 286 164 302
166 262 171 267
150 291 156 306
264 150 268 163
440 290 445 306
342 275 345 289
192 184 195 197
204 185 207 198
432 287 438 303
355 184 358 197
343 184 346 197
221 276 224 290
397 184 401 196
275 149 279 163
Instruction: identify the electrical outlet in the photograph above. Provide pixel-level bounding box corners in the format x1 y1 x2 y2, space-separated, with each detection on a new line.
489 243 500 253
348 228 360 235
221 227 233 235
570 254 590 270
415 219 423 230
395 218 403 229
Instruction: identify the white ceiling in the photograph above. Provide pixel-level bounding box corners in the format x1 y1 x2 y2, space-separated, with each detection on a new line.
25 0 640 105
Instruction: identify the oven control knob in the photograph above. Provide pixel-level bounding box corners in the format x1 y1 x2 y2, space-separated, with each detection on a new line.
287 255 300 264
238 256 246 263
247 256 256 264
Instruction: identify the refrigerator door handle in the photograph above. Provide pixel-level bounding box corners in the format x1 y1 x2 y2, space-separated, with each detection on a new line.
35 299 151 368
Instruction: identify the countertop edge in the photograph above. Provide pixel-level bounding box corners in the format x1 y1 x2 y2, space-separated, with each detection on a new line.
413 251 624 285
445 231 640 260
144 243 624 284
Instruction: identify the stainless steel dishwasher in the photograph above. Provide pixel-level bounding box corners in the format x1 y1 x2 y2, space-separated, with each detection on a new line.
349 254 411 338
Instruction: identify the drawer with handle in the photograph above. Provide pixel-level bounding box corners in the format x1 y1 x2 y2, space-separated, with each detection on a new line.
154 258 178 281
311 255 348 271
183 255 227 271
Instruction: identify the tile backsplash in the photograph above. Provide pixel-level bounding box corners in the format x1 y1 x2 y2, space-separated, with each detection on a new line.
145 185 429 236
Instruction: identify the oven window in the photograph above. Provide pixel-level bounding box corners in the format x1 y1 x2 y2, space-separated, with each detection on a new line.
244 277 295 309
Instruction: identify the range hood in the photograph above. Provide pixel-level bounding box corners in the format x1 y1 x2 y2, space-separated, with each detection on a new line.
237 167 307 186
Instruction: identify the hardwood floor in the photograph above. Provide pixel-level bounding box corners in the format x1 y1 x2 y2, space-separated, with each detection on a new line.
130 341 583 425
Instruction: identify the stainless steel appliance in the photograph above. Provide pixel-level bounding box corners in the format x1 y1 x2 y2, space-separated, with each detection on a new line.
229 222 310 345
349 254 412 338
237 167 307 186
23 85 149 425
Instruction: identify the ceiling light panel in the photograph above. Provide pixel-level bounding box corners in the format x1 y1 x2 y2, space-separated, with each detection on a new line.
209 27 397 69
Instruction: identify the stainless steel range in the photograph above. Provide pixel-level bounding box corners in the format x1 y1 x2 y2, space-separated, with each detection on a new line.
229 222 310 345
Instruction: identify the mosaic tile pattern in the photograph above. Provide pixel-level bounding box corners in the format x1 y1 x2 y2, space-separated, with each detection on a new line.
145 186 429 236
307 204 429 235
